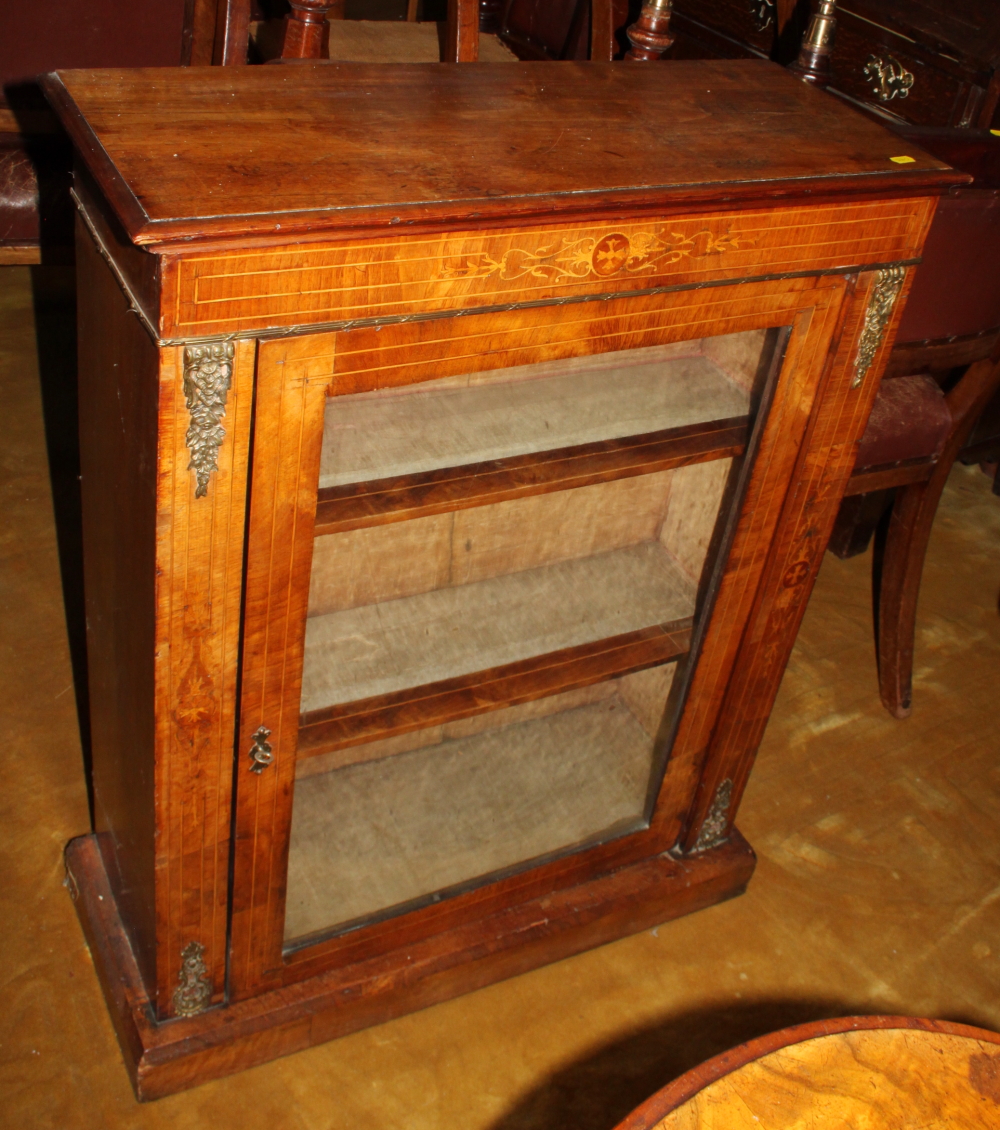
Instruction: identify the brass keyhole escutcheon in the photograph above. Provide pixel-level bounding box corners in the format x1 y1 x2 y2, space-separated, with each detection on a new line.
248 726 273 773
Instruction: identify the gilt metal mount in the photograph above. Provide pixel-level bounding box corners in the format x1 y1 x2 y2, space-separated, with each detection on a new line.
183 341 234 498
693 778 734 852
852 267 906 388
172 941 212 1017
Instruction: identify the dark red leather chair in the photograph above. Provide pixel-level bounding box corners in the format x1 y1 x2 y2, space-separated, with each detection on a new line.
0 0 224 263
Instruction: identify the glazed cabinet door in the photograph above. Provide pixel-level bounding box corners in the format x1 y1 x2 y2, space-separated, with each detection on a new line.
229 274 868 998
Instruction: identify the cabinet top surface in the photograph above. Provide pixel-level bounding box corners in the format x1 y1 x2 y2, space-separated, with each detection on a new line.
44 59 961 248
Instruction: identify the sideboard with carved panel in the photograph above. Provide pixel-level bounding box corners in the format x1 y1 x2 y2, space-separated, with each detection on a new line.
43 59 961 1098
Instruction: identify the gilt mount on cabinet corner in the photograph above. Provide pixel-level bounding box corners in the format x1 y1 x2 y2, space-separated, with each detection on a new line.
172 941 212 1017
183 342 234 498
693 779 734 852
852 267 906 388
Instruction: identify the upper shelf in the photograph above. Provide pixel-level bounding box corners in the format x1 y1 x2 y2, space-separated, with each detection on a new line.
321 346 750 487
316 342 752 532
42 60 963 247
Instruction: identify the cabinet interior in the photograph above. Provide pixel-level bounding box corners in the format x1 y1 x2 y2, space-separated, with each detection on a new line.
285 327 772 946
287 662 678 943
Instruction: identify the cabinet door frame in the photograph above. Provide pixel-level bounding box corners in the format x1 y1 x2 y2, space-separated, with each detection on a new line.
228 269 893 999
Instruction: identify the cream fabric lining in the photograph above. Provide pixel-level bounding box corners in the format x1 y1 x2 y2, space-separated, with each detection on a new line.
286 664 675 941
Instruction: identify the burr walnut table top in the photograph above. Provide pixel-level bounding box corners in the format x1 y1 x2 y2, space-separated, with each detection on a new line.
615 1016 1000 1130
42 60 959 248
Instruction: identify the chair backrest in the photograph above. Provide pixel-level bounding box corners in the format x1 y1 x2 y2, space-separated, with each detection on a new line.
184 0 248 65
203 0 640 65
202 0 484 64
500 0 623 62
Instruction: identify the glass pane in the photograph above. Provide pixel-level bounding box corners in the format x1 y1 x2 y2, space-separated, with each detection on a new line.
286 662 678 943
285 326 776 946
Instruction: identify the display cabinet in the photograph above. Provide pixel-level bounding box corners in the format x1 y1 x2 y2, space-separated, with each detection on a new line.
43 58 961 1098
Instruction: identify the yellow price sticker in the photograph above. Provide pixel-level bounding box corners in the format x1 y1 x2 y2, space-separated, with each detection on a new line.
992 129 1000 137
890 155 916 164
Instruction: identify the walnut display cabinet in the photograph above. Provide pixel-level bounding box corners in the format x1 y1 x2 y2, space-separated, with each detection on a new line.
43 59 961 1098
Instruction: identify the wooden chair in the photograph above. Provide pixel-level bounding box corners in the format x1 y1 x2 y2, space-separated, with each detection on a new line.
272 0 503 64
209 0 657 65
959 386 1000 494
203 0 515 64
828 124 1000 718
783 9 1000 718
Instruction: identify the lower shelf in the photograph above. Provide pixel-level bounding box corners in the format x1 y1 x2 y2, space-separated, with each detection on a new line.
296 619 692 759
287 673 671 942
66 829 756 1101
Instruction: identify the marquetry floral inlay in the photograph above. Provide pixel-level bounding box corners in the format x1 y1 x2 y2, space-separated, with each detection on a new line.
439 228 751 285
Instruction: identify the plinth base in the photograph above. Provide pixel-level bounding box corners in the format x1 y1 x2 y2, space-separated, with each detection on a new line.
65 830 755 1100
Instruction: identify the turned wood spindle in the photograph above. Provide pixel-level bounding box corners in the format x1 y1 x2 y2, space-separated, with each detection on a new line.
281 0 336 60
625 0 674 62
788 0 838 88
447 0 480 61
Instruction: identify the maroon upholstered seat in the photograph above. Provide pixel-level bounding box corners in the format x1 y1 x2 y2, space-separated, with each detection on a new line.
855 375 952 471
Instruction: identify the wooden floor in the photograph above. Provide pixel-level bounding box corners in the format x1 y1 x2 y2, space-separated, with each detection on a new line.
2 266 999 1127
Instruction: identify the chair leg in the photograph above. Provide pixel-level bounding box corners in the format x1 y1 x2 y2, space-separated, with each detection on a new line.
874 354 1000 718
875 477 940 717
828 489 894 559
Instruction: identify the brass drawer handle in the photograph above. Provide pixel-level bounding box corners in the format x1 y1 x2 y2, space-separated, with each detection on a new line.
749 0 775 32
863 54 915 102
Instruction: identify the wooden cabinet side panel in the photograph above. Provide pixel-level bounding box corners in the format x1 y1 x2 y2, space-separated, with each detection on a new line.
75 217 160 995
153 337 256 1017
229 334 334 997
74 167 162 335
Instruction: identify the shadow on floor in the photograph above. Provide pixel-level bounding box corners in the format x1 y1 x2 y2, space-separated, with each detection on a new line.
29 263 93 822
487 996 992 1130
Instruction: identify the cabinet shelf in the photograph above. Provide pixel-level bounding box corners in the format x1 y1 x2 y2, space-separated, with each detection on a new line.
314 416 749 536
319 349 752 491
297 618 692 763
302 541 696 710
289 683 666 942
